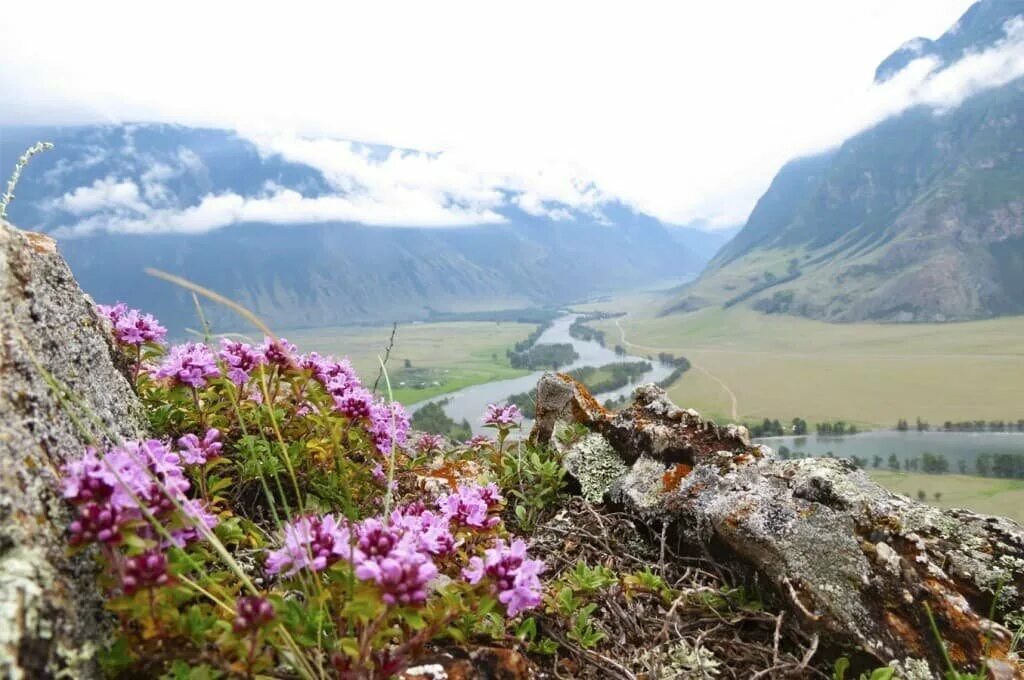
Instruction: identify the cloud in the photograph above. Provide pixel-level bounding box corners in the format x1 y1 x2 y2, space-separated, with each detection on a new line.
53 177 150 215
2 0 986 231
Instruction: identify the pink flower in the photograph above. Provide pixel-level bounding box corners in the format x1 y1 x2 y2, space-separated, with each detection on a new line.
265 514 353 577
368 401 411 455
218 339 265 385
177 428 222 465
415 433 445 454
437 482 503 529
483 403 522 428
122 549 170 594
260 336 298 369
233 596 275 634
462 538 545 617
352 519 437 606
155 342 220 388
97 302 166 347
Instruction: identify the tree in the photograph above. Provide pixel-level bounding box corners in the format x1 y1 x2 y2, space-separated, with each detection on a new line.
934 492 942 502
791 417 808 436
896 418 909 432
872 455 883 469
888 453 900 471
917 490 927 501
403 358 412 369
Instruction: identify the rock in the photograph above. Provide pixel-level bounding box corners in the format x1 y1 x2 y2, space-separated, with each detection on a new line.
531 373 1024 676
0 222 148 679
399 646 535 679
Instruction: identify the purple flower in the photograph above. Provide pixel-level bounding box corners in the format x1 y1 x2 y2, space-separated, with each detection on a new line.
265 514 353 577
302 352 359 397
68 502 121 546
177 428 223 465
353 518 437 606
260 336 298 369
437 482 503 529
483 403 522 428
169 498 220 547
233 596 275 634
333 386 374 420
390 507 455 557
61 447 114 505
464 434 495 452
97 303 168 348
462 538 545 617
218 339 265 385
415 433 445 455
368 401 411 455
122 549 170 595
155 342 220 389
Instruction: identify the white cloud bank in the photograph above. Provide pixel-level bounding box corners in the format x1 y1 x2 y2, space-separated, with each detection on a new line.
6 0 1022 234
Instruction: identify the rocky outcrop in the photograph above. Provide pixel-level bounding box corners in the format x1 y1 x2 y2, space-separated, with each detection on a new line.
531 373 1024 677
0 221 148 679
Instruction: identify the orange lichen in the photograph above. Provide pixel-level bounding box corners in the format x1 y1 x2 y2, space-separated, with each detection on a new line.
662 463 693 492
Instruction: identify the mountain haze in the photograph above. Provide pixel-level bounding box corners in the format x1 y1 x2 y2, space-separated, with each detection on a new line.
0 125 706 333
673 0 1024 322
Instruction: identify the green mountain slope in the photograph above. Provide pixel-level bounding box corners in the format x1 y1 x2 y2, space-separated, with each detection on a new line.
674 1 1024 322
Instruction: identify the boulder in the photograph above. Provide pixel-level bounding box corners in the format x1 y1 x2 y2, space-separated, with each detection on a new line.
531 373 1024 676
0 222 148 679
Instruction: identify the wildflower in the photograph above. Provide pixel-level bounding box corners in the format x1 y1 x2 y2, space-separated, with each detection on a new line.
353 518 437 606
483 403 522 428
390 507 455 556
218 339 265 385
155 342 220 388
169 498 220 546
122 549 170 594
302 352 359 396
368 400 411 455
68 502 121 546
233 596 275 634
464 434 495 452
260 336 298 369
333 386 374 420
61 447 114 504
177 428 222 465
462 538 545 616
265 514 353 577
415 433 445 455
98 303 168 347
437 482 502 529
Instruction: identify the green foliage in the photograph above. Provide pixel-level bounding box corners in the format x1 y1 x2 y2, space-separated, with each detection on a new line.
499 443 566 532
411 400 472 441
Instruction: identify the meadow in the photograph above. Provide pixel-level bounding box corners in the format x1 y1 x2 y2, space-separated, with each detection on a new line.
868 470 1024 523
285 320 534 405
583 296 1024 430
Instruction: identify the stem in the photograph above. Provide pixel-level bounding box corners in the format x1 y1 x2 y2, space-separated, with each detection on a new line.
191 386 206 429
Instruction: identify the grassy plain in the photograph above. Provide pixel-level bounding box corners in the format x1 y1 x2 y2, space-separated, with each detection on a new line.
285 321 534 405
869 471 1024 523
583 295 1024 429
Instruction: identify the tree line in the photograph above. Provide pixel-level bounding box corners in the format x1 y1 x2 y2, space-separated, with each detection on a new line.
775 447 1024 480
897 417 1024 432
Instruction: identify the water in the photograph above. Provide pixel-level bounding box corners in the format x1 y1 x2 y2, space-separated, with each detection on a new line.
759 430 1024 470
409 313 675 434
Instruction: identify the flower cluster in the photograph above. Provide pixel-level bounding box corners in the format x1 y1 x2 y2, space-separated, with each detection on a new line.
97 302 167 347
463 538 545 616
218 339 265 385
415 433 445 455
265 514 352 577
233 596 276 634
177 428 222 465
437 482 503 529
155 342 220 388
483 403 522 429
61 439 218 549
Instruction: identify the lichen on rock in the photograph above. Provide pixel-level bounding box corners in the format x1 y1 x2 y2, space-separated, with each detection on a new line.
531 372 1024 676
0 221 148 679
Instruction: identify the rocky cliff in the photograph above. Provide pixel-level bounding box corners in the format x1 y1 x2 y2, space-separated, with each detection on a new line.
0 220 147 678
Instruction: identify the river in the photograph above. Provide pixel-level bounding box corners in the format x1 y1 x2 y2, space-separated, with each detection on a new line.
409 313 675 434
758 430 1024 470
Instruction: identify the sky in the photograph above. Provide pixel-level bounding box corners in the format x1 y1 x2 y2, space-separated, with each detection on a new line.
3 0 1020 233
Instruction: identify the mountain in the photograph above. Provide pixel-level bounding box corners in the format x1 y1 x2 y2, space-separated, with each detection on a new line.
670 0 1024 322
0 124 704 333
663 221 739 261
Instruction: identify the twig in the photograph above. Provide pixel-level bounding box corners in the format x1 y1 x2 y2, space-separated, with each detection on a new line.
372 321 398 394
